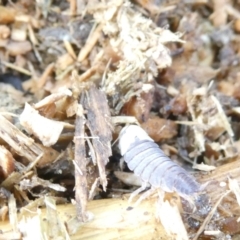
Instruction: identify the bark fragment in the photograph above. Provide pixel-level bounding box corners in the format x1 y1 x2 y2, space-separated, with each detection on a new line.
74 102 88 222
83 86 113 191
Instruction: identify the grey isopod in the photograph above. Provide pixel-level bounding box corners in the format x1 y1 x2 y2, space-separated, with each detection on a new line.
118 125 201 198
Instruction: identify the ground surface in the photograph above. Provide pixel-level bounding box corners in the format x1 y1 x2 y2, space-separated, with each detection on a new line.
1 0 240 239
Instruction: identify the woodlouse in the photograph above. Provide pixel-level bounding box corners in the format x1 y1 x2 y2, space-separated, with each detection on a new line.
119 125 201 199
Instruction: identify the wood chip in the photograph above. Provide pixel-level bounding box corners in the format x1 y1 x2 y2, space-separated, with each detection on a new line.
0 6 15 24
74 102 89 222
83 85 113 191
20 103 64 147
6 40 32 56
0 114 59 167
0 146 15 179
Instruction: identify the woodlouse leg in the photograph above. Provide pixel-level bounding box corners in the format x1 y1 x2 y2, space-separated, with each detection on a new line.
178 193 197 213
128 182 149 203
157 188 165 203
133 187 157 207
119 157 125 171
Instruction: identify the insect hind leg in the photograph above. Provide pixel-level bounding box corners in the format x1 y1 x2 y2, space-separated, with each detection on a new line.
133 187 157 207
129 182 157 207
128 182 149 203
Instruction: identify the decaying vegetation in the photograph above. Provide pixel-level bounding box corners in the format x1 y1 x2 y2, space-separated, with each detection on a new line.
1 0 240 239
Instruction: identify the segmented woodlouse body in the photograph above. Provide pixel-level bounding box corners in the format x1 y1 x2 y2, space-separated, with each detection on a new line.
119 125 200 197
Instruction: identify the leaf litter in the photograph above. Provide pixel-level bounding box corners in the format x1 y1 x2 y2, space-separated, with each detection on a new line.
1 0 240 239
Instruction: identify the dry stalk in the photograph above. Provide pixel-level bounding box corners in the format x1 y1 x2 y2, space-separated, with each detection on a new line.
77 23 103 62
37 62 55 89
74 101 88 222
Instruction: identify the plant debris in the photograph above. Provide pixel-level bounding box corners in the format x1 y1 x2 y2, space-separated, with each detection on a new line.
1 0 240 239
